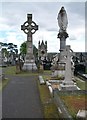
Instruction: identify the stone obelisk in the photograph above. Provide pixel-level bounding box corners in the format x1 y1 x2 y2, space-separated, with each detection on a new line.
21 14 38 71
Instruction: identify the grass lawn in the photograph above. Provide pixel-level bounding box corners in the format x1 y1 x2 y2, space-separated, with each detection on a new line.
38 70 60 118
38 81 59 118
4 66 38 76
60 94 87 118
75 77 87 90
0 78 10 91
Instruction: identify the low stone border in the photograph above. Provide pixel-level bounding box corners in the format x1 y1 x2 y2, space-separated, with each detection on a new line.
38 75 45 85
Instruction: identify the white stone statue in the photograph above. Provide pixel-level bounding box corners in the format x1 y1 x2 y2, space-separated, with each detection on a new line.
57 6 68 32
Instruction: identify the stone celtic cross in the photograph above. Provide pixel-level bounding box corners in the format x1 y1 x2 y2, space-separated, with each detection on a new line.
21 14 38 71
21 14 38 55
21 14 38 40
21 14 38 35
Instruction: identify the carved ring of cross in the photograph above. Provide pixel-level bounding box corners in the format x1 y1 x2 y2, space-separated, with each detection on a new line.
22 21 38 34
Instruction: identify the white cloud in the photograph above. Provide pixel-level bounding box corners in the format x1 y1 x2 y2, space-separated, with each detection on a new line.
1 0 86 2
0 2 85 53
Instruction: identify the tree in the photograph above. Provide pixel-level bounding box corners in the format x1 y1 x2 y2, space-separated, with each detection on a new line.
20 41 38 60
20 41 26 55
0 42 18 65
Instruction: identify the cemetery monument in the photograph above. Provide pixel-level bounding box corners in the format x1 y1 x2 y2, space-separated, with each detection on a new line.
57 6 68 62
21 14 38 71
51 6 68 77
57 7 78 90
60 45 77 90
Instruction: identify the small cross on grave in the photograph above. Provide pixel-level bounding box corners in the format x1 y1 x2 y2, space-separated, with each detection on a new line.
21 14 38 71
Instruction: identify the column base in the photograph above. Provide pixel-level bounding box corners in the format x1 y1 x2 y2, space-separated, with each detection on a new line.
60 84 78 91
60 80 78 91
22 62 37 71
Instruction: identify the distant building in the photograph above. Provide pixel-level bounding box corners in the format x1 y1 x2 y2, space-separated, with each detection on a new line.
38 40 47 61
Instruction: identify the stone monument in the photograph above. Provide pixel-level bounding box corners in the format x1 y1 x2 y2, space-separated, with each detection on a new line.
57 6 68 62
21 14 38 71
51 6 69 78
51 7 68 78
60 45 77 90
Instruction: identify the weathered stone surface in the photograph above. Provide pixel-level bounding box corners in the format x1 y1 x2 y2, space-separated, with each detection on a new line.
38 76 45 85
77 110 87 118
21 14 38 71
60 46 78 90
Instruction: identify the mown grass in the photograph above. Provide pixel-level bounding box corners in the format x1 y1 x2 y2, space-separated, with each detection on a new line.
60 94 87 118
38 80 59 118
38 70 60 118
4 66 38 76
1 66 39 91
75 77 87 90
0 78 10 91
4 66 16 75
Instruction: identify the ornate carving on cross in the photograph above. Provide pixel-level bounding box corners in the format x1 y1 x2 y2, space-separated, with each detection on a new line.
62 45 74 59
62 45 74 83
21 14 38 37
21 14 38 62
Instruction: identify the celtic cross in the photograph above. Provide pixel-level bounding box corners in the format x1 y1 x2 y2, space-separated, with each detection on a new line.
21 14 38 62
21 14 38 41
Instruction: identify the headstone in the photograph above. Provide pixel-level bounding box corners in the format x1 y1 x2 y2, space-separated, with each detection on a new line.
77 110 87 118
21 14 38 71
15 57 21 74
60 46 77 90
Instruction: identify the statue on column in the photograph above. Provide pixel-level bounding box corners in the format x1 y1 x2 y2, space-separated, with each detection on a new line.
57 6 68 38
57 6 68 32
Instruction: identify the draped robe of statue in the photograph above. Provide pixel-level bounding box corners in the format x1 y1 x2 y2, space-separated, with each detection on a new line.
57 6 68 33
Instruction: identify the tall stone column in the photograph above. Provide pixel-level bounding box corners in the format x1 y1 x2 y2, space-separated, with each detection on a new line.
57 6 69 62
58 31 68 62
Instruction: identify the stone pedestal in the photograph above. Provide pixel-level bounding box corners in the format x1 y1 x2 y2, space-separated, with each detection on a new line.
53 31 68 79
60 84 78 91
22 40 37 71
52 70 65 79
22 62 37 71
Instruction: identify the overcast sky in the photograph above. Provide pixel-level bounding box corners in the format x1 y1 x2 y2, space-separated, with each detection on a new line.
0 1 86 53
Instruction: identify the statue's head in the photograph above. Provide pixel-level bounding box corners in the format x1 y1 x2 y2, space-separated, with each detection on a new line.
59 6 66 14
61 6 64 10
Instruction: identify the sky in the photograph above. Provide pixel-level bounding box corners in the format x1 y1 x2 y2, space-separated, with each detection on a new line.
0 0 86 53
